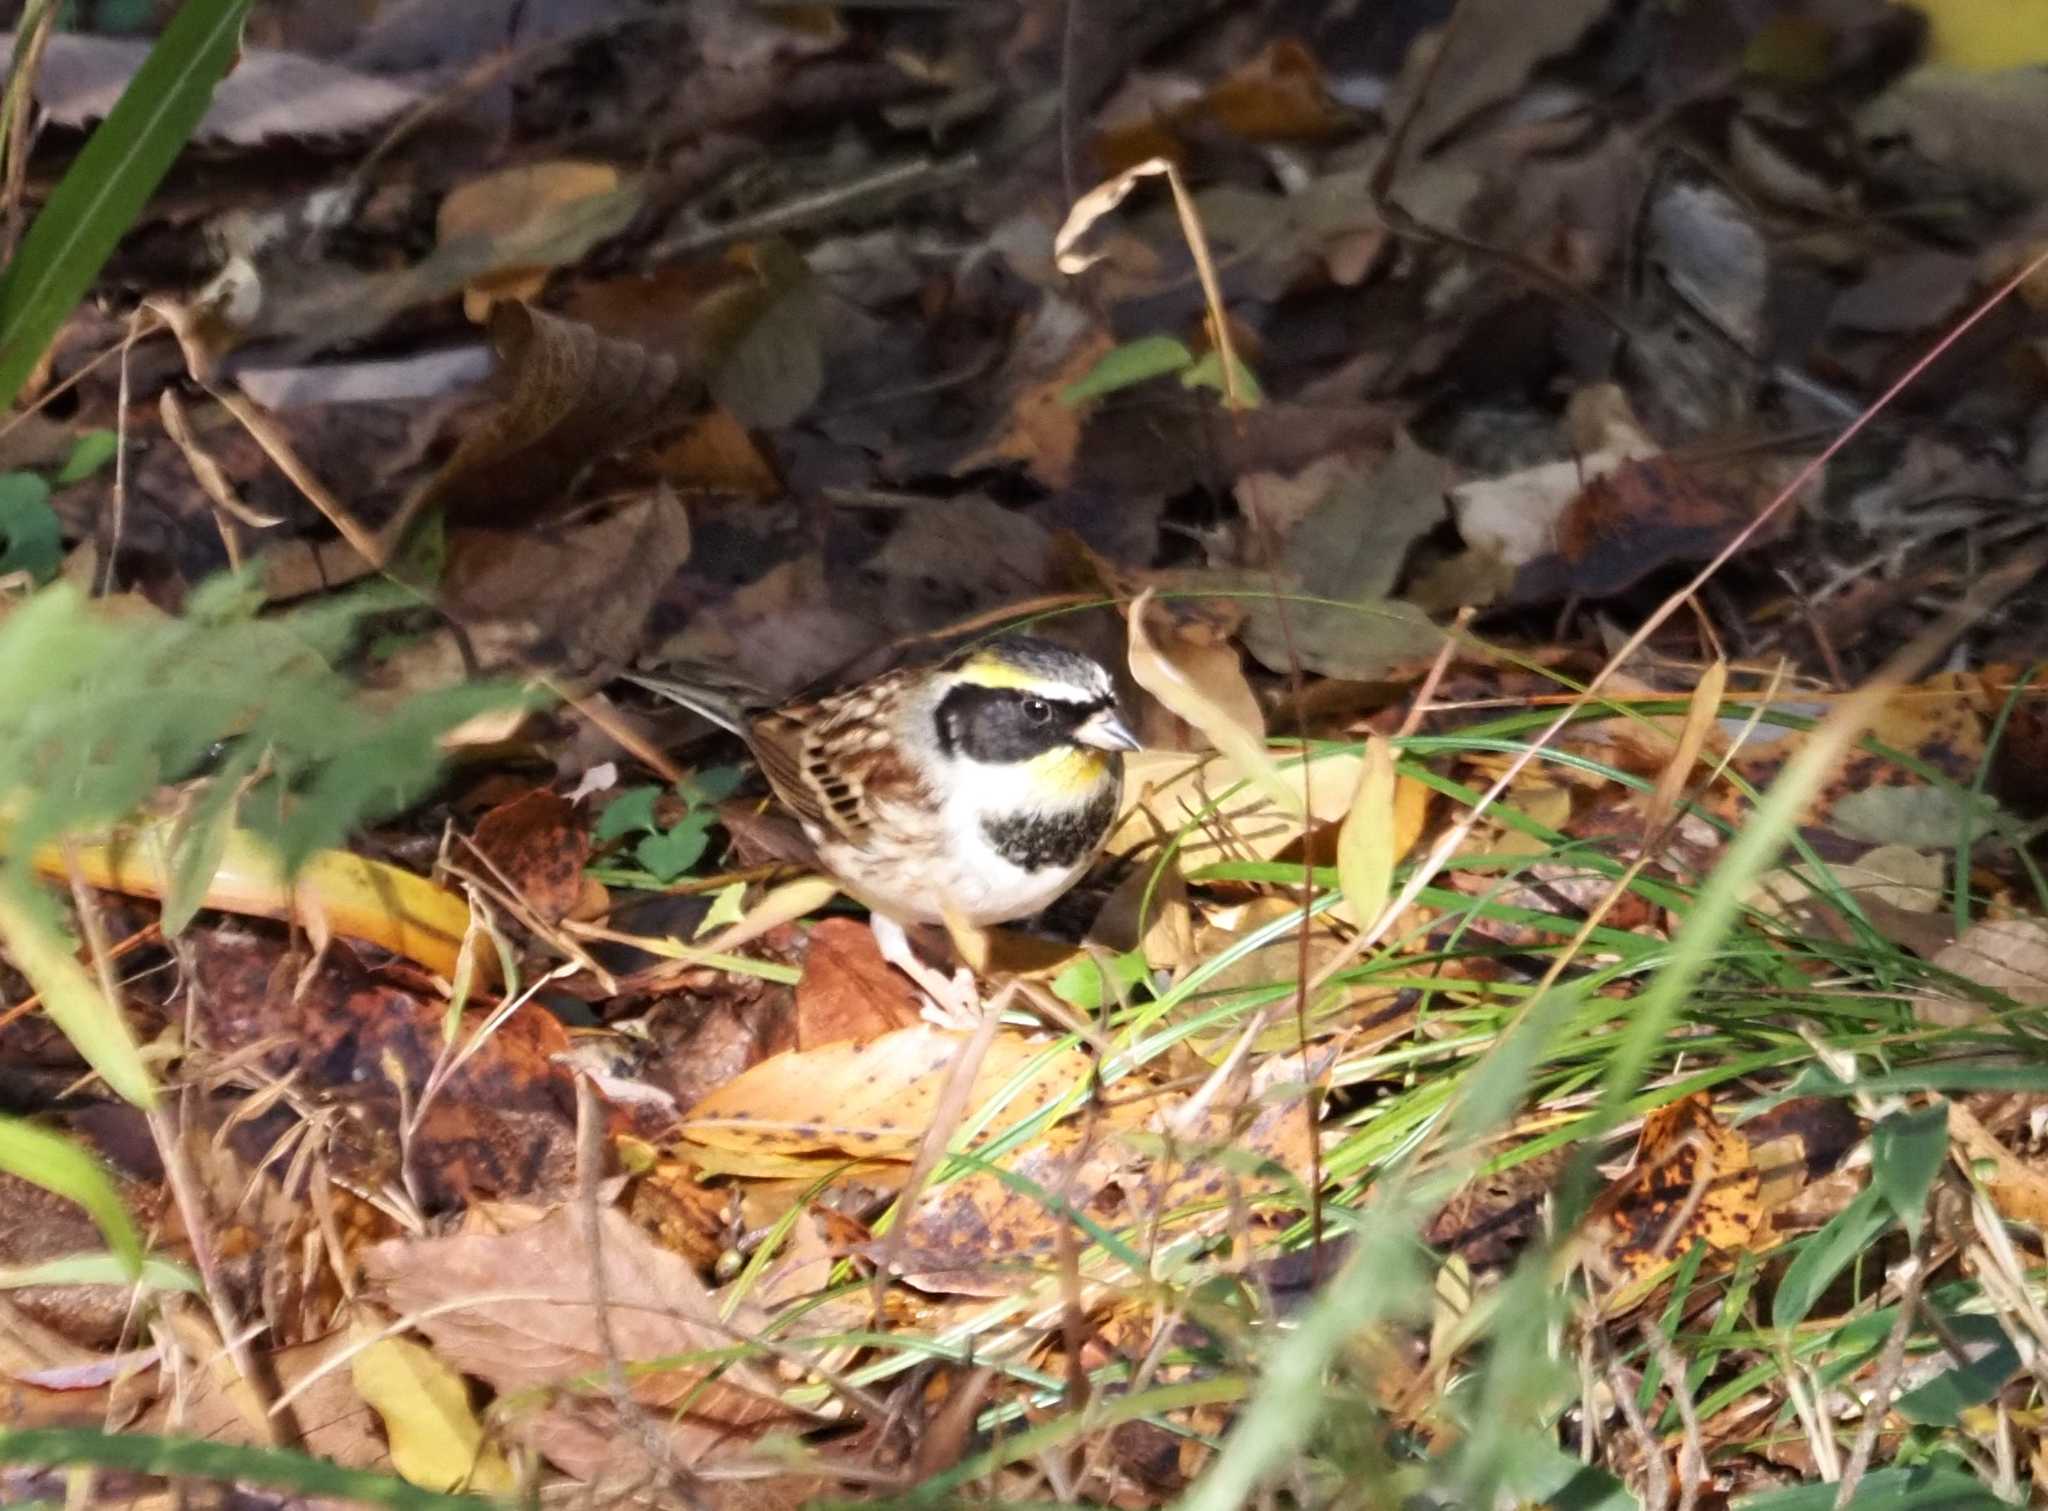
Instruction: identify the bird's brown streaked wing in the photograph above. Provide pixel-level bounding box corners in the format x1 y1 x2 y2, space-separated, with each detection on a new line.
746 711 832 834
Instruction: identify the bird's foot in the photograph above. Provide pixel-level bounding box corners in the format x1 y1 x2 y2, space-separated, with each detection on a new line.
870 913 986 1028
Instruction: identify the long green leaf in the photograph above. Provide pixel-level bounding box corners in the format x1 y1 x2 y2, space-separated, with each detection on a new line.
0 0 254 408
0 1428 506 1509
0 1116 143 1276
0 886 154 1107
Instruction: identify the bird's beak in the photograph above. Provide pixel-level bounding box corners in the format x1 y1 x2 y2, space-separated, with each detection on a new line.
1076 707 1140 752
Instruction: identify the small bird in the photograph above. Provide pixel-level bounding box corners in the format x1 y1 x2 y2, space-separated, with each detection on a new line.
626 635 1138 1017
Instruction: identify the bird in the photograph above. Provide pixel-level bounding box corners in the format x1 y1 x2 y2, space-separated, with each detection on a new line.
624 634 1139 1019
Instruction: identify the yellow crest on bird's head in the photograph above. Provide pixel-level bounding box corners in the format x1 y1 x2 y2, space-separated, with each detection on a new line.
952 650 1055 693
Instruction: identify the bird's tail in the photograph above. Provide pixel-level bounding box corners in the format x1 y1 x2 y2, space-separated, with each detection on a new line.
616 667 758 740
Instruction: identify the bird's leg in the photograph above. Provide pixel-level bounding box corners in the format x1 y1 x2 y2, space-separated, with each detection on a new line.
869 913 983 1028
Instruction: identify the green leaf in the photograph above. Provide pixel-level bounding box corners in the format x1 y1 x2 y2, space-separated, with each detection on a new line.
679 764 745 806
1893 1313 2020 1426
1771 1181 1891 1331
1051 947 1147 1008
1059 334 1192 406
0 1252 198 1292
0 0 256 410
0 886 155 1108
156 773 241 936
1871 1101 1949 1240
1734 1463 2006 1510
54 430 118 485
694 878 747 937
0 1117 144 1278
0 1427 506 1509
635 809 714 882
594 785 661 841
0 472 61 582
1180 347 1265 406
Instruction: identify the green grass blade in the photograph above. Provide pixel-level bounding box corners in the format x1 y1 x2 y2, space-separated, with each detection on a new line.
0 1428 508 1509
0 0 255 409
0 1116 143 1277
0 885 154 1107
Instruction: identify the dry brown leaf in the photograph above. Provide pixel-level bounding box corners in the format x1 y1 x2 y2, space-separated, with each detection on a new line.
1948 1101 2048 1228
652 408 781 497
0 32 423 141
1389 0 1612 152
130 1330 384 1467
960 311 1112 489
677 1026 1090 1160
438 162 625 321
1919 916 2048 1028
1144 1048 1324 1224
794 917 923 1049
399 305 688 530
1128 589 1298 816
371 488 693 687
1201 39 1351 142
470 790 593 928
889 1118 1140 1296
362 1207 792 1479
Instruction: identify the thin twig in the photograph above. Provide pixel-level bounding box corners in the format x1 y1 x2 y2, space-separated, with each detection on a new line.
575 1072 705 1506
1600 1334 1671 1511
1835 1245 1928 1507
648 155 981 263
62 856 283 1444
1638 1315 1707 1511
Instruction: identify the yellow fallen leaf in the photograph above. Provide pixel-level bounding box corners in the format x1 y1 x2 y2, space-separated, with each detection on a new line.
1334 736 1395 929
1110 746 1362 867
679 1026 1089 1159
351 1328 516 1494
1897 0 2048 69
1127 589 1301 817
13 815 476 981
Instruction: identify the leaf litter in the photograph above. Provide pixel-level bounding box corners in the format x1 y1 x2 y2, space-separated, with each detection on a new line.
10 0 2048 1505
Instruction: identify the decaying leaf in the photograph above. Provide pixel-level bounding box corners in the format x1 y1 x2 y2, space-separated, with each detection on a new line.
1236 431 1452 680
438 162 627 320
1385 0 1612 151
470 789 596 928
363 1207 794 1480
890 1049 1322 1297
794 916 923 1048
398 305 689 530
1588 1094 1763 1285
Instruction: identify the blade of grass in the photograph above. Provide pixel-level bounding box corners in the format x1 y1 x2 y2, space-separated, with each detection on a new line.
0 1116 144 1276
0 884 153 1106
0 0 255 409
0 1427 505 1509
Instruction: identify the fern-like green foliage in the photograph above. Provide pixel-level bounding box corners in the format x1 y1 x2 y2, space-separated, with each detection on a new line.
0 576 516 874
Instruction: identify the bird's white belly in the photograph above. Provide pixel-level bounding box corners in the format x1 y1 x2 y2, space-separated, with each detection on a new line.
813 801 1087 927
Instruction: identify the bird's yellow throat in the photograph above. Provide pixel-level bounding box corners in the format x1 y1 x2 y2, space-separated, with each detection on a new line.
1023 744 1109 798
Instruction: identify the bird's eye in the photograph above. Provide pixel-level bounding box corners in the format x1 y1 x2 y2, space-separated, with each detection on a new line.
1022 697 1052 724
